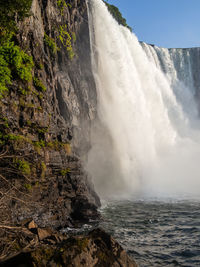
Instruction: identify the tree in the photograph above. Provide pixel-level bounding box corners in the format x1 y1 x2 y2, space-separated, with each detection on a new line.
104 1 132 31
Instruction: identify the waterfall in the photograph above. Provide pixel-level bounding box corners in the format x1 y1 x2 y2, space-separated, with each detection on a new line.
86 0 200 199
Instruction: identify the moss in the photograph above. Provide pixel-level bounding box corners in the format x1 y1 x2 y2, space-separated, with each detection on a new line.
0 0 32 32
0 54 11 98
32 89 44 100
0 34 34 98
71 32 76 42
36 61 44 70
57 0 71 16
34 140 45 148
5 134 23 141
0 133 33 146
26 103 35 109
14 159 31 175
60 168 70 176
26 120 32 126
24 183 32 191
46 141 61 151
33 77 46 92
0 117 9 128
58 25 75 59
37 127 48 134
18 86 29 96
41 161 47 180
44 33 59 55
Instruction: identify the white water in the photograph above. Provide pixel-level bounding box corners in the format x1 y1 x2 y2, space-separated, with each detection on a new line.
86 0 200 199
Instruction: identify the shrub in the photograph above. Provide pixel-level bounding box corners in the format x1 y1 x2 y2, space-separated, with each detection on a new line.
0 54 11 97
0 36 33 97
104 1 132 31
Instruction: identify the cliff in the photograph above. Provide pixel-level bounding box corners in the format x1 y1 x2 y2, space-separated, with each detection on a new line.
0 0 100 231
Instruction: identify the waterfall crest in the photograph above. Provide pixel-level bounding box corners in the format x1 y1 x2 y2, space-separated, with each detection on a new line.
86 0 200 199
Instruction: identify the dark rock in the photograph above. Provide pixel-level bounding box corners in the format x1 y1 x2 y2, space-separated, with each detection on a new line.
0 228 138 267
0 0 100 230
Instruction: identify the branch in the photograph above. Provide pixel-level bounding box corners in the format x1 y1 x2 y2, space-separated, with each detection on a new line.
0 174 31 198
0 190 30 205
0 147 8 158
0 168 32 182
0 225 25 230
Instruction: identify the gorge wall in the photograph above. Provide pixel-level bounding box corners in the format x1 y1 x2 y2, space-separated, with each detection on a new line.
1 0 200 229
0 0 100 230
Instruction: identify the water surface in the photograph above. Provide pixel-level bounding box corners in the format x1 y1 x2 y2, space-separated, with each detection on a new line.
100 199 200 266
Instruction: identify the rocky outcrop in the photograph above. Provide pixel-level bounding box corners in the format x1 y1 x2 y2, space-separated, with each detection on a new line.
0 0 99 229
0 228 137 267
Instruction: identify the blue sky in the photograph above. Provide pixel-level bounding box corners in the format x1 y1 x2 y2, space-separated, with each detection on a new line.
105 0 200 48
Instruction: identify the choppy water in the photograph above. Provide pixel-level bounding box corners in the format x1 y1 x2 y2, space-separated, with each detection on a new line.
100 200 200 267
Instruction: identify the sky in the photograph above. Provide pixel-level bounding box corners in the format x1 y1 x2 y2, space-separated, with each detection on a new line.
106 0 200 48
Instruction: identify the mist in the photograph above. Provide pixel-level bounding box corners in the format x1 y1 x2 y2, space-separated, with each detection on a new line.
86 0 200 200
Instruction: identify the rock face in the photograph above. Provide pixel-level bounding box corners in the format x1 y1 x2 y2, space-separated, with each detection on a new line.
0 0 100 229
0 228 138 267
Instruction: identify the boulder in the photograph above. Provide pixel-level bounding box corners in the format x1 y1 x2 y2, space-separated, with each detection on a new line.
0 228 138 267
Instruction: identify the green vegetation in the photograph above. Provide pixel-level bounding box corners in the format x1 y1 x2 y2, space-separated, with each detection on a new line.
34 140 45 149
0 117 9 128
60 168 70 176
104 1 132 31
41 162 46 179
58 25 75 59
14 159 31 175
57 0 71 16
18 87 27 96
24 183 32 191
0 53 11 97
71 32 76 43
0 0 34 98
33 77 46 92
44 33 59 55
0 35 34 98
0 0 32 32
0 133 26 145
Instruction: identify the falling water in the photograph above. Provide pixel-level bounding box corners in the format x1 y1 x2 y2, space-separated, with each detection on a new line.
86 0 200 199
